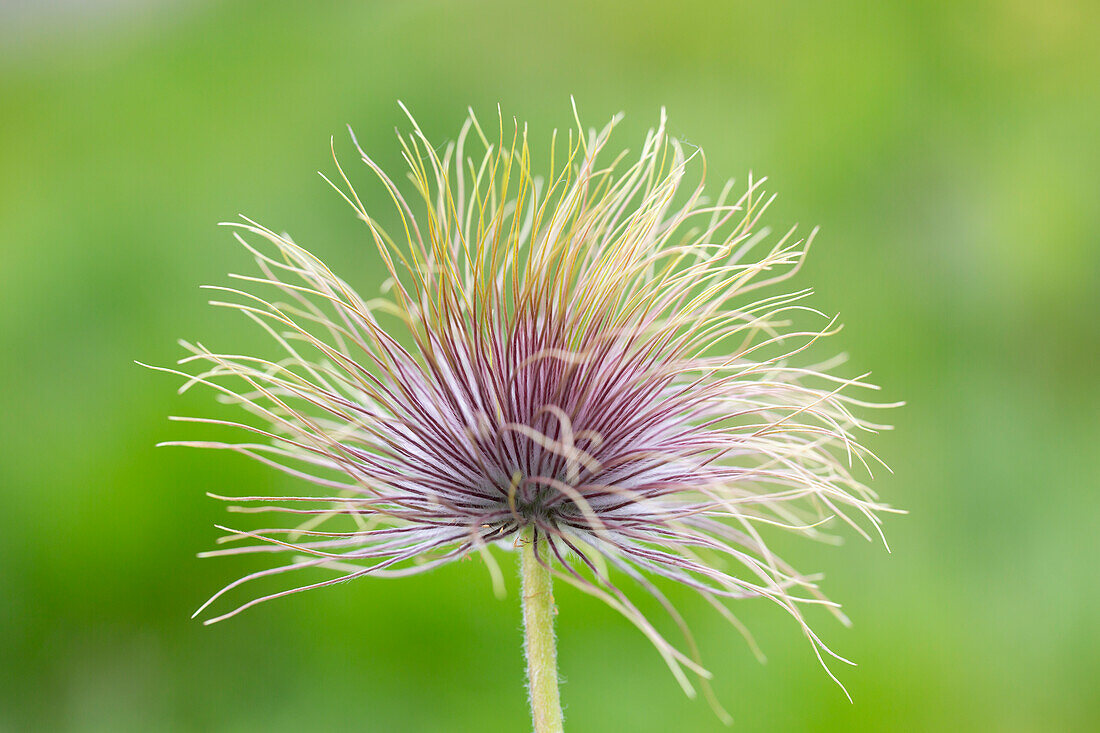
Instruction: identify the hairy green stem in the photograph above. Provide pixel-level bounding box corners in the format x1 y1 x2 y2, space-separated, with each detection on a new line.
521 528 564 733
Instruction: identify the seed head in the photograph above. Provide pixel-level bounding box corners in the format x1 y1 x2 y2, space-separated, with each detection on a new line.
153 104 899 712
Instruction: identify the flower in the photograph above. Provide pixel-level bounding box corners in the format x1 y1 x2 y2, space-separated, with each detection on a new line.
153 103 898 717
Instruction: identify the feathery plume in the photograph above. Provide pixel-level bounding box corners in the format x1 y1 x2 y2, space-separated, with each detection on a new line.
150 103 899 725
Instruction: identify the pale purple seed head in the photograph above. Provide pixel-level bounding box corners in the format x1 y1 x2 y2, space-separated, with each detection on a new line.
155 105 899 712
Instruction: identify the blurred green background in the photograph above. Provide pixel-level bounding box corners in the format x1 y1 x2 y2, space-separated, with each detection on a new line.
2 1 1098 731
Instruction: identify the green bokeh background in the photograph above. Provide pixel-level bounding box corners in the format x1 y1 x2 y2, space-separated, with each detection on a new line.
2 1 1098 731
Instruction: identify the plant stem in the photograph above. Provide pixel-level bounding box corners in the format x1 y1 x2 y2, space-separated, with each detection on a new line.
520 527 564 733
